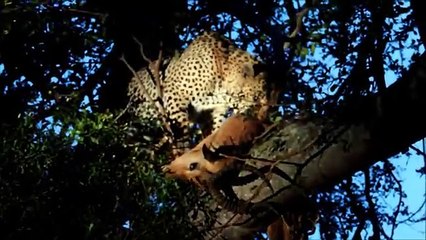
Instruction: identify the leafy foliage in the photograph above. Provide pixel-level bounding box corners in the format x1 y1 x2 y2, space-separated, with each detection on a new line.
0 110 207 239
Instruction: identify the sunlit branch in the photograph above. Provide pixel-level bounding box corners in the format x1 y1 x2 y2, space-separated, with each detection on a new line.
154 42 164 102
120 56 174 145
283 0 319 49
131 36 167 121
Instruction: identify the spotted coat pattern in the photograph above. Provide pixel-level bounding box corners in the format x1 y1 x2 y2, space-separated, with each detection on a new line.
127 32 268 138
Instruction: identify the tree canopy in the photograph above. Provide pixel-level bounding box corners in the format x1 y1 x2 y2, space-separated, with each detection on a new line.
0 0 425 239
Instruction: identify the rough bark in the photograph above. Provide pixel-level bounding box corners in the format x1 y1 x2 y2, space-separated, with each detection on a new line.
204 52 426 239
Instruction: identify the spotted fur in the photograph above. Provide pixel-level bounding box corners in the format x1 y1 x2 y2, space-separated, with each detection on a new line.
127 32 268 138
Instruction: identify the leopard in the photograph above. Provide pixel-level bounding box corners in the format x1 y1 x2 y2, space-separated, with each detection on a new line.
127 31 269 145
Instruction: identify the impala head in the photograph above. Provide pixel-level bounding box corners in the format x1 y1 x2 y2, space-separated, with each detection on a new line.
161 147 226 188
161 114 265 187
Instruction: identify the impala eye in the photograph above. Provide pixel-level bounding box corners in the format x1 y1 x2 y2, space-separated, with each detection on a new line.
189 162 199 171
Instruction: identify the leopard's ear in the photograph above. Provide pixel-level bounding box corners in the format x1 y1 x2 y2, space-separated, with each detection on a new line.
242 63 255 78
243 63 268 78
202 144 222 162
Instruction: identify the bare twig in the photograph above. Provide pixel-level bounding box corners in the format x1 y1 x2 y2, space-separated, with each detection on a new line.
207 146 310 239
120 55 174 143
132 36 152 64
154 42 164 101
218 153 303 166
409 144 426 158
2 2 107 18
62 8 107 18
342 178 367 240
114 99 132 122
283 7 310 49
131 37 170 128
387 165 403 239
283 0 319 49
127 37 183 154
207 213 240 240
397 198 426 224
424 138 426 167
364 169 387 240
120 56 158 116
409 143 426 175
207 170 279 240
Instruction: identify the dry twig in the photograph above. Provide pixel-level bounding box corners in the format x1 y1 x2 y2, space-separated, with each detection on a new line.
120 55 175 150
283 0 319 49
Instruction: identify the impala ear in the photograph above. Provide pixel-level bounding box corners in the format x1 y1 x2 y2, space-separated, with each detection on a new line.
202 144 222 162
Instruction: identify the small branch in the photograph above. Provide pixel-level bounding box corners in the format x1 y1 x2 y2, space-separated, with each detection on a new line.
363 169 383 240
424 137 426 165
132 36 152 64
131 36 168 120
207 213 240 240
120 55 174 143
283 0 319 49
128 37 182 154
343 178 367 240
114 99 132 122
154 42 164 101
120 56 157 115
387 163 403 239
227 153 304 166
1 2 107 19
397 198 426 224
409 144 426 158
296 125 350 173
61 8 107 18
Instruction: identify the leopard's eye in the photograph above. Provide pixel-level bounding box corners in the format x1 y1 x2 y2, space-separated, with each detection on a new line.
189 162 199 171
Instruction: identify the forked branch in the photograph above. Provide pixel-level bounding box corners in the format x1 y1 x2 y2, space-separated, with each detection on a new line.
132 36 165 102
120 54 175 150
283 0 319 49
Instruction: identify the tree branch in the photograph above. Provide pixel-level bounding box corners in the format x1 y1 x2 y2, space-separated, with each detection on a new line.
363 169 381 240
120 56 174 145
370 1 387 92
342 178 367 240
283 0 319 49
387 162 403 239
204 52 426 239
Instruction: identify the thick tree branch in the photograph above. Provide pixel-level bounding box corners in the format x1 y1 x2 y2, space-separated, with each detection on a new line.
206 52 426 239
